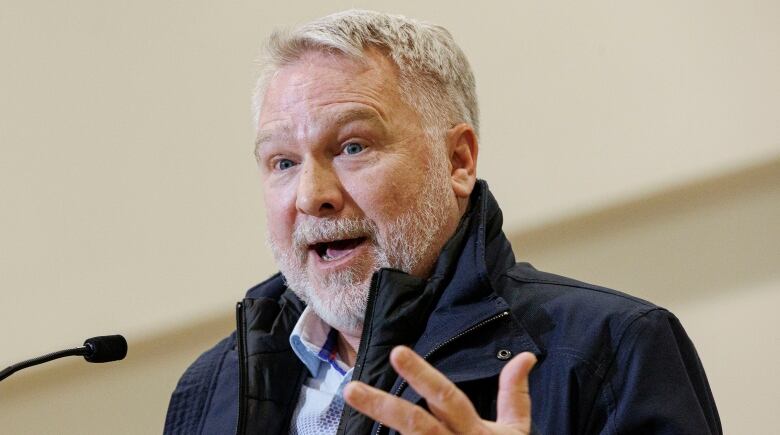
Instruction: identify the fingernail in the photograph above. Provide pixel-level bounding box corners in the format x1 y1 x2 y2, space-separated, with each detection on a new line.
391 347 410 368
345 382 366 400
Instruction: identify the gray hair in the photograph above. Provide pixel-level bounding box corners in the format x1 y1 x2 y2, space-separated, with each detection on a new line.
252 9 479 139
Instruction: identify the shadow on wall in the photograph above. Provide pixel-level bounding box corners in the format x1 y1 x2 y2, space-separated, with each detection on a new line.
509 155 780 308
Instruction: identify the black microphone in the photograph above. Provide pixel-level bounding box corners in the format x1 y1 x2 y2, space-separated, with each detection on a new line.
0 335 127 382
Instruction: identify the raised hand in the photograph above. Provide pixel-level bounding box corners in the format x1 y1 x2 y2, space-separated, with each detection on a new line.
343 346 537 434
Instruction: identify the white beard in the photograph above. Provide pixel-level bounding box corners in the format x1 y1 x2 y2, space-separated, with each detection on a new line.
267 148 454 336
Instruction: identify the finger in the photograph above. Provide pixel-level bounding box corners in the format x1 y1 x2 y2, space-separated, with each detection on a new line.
496 352 537 429
343 381 449 435
389 346 483 433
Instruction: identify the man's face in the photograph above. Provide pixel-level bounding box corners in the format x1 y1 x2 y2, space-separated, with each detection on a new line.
255 49 461 335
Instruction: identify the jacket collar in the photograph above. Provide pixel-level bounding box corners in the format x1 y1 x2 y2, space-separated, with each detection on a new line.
357 180 517 352
334 181 541 434
413 179 524 352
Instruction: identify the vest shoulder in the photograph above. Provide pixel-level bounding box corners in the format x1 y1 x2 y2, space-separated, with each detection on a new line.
245 272 287 299
165 334 235 434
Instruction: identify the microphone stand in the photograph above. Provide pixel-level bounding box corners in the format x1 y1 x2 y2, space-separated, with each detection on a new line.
0 346 89 382
0 335 126 382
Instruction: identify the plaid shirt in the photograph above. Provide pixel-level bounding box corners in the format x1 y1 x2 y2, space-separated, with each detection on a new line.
288 307 354 434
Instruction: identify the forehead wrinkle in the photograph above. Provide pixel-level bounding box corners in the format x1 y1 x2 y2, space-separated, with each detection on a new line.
322 105 388 131
255 123 292 154
256 52 406 156
255 105 388 155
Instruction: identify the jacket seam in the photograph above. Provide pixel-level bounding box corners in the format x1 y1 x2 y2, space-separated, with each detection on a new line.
504 274 656 307
543 347 603 377
587 307 668 435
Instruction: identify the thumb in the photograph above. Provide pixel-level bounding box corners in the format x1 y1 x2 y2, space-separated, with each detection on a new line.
496 351 537 429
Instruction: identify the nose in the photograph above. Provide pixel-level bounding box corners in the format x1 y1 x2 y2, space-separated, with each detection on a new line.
295 158 345 217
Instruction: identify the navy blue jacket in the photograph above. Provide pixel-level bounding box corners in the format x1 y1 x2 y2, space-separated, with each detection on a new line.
165 181 721 434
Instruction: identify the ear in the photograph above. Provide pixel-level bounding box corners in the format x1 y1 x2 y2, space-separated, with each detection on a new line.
446 123 479 200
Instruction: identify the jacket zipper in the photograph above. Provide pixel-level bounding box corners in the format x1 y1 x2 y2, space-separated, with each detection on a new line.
235 301 247 435
336 274 381 435
373 310 510 435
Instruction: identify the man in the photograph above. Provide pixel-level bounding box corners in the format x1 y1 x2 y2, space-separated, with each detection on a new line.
165 10 721 435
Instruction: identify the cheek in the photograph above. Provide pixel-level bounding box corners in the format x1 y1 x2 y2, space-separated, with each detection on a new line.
342 165 421 220
263 187 296 244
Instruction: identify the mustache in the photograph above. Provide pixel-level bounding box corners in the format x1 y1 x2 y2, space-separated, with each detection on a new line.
292 217 380 251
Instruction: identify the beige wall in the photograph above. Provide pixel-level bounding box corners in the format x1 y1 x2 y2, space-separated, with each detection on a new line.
1 1 778 433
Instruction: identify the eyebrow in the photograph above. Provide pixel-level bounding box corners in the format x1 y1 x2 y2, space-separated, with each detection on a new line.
254 107 386 152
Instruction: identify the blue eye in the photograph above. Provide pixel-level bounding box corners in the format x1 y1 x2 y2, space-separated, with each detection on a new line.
276 159 295 170
343 142 365 155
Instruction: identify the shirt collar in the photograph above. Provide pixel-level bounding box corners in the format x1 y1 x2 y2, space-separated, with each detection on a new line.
289 306 352 377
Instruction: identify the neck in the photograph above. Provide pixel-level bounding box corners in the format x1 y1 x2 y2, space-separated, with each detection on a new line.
336 331 361 367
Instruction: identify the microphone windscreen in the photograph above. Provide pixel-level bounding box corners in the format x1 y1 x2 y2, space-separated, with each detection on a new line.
83 335 128 363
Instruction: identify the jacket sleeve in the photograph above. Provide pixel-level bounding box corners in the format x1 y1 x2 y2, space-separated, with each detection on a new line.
598 308 722 434
164 335 234 435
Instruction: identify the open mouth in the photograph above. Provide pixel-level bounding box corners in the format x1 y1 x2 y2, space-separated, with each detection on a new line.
311 237 367 262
